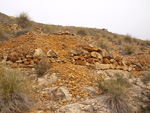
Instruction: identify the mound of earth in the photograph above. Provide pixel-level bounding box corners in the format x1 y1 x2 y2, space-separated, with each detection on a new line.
0 30 150 113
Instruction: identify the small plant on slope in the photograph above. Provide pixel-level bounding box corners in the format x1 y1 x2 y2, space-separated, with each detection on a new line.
97 39 110 51
16 12 32 29
77 29 87 36
0 66 34 113
98 74 132 113
124 44 136 55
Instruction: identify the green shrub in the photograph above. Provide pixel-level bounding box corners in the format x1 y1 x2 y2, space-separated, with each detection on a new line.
98 74 131 113
0 66 34 113
124 45 135 55
16 12 32 29
35 60 51 77
77 29 87 36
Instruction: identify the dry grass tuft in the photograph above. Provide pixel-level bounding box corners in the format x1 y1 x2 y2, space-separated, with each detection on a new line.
77 29 87 36
16 12 32 29
142 72 150 85
0 66 34 113
124 34 133 43
97 39 110 51
98 74 131 113
124 44 136 55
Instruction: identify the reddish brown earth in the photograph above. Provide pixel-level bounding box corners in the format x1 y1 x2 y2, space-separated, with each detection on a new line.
0 30 150 112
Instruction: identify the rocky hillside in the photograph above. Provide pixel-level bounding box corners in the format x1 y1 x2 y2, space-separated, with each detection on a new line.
0 12 150 113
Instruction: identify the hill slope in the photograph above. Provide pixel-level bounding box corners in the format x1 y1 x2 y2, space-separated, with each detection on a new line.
0 12 150 113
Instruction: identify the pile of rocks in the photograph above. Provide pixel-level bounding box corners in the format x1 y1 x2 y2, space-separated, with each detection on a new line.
26 27 48 36
0 48 60 68
54 31 75 36
0 22 21 32
70 46 140 71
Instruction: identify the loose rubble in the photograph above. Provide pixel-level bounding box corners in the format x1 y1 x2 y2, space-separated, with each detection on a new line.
0 29 150 113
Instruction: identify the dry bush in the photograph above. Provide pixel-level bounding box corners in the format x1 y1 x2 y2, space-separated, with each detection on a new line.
15 30 29 37
115 37 122 45
138 72 150 113
77 29 87 36
142 72 150 85
0 66 34 113
16 12 32 29
124 34 133 43
35 60 51 77
97 39 110 51
144 40 150 46
98 74 131 113
124 45 135 55
139 91 150 113
0 26 4 40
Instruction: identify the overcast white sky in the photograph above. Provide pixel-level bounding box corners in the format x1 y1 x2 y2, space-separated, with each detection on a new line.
0 0 150 40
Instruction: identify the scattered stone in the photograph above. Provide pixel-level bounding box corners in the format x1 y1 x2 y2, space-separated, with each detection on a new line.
103 58 110 64
74 56 80 60
56 87 72 102
38 78 47 86
47 50 58 58
83 46 102 52
115 56 121 62
48 73 59 84
33 48 46 59
24 61 30 65
6 61 13 65
95 63 113 70
11 63 18 68
75 60 86 65
82 86 97 95
16 60 22 63
33 58 39 63
50 58 56 63
91 51 102 59
18 64 26 68
26 55 32 58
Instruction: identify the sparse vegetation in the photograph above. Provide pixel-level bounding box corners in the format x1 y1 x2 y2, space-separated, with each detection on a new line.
35 60 51 77
97 39 110 51
16 12 32 29
138 73 150 113
98 74 131 113
142 72 150 85
124 34 133 43
0 66 34 113
139 91 150 113
116 37 122 45
0 26 3 40
144 40 150 46
124 44 136 55
77 29 87 36
15 30 29 37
